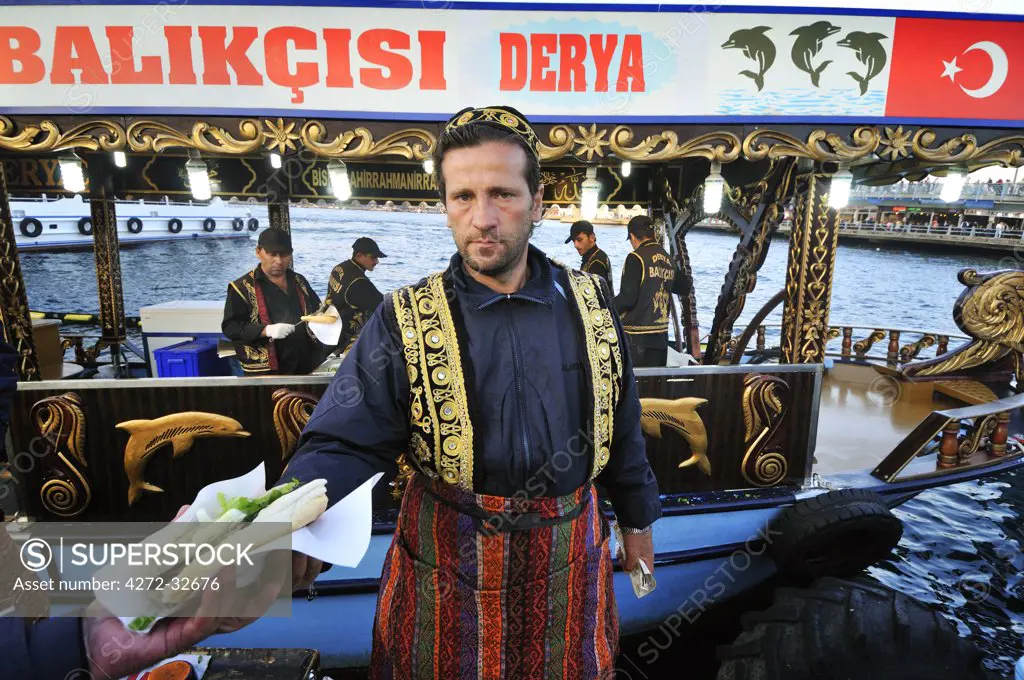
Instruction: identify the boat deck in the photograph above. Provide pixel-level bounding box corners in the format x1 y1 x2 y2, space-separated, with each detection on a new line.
813 363 968 475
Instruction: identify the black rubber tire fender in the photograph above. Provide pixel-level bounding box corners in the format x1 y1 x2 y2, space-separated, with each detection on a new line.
232 217 244 231
247 217 259 231
168 218 183 233
77 217 93 236
768 489 903 582
716 577 993 680
203 217 216 232
126 217 143 234
19 217 42 238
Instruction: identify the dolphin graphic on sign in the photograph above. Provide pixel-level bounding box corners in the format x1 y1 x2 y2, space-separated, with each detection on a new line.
722 27 776 92
838 31 889 96
789 21 842 87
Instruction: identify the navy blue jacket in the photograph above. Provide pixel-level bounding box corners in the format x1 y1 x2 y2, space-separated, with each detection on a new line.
0 617 87 678
284 246 661 529
0 324 89 677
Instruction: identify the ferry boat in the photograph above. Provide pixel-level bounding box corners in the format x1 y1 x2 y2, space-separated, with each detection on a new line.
2 0 1023 678
10 195 266 250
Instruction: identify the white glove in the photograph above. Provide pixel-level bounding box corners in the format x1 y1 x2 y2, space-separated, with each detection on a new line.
265 323 295 340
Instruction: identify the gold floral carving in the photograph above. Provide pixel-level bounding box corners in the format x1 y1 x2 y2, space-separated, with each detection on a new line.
878 125 912 161
741 374 790 487
300 121 433 159
272 389 319 462
743 127 880 163
118 412 251 505
32 393 91 517
127 119 264 154
639 397 711 476
264 118 300 153
0 116 125 153
904 269 1024 378
612 127 742 163
573 123 610 161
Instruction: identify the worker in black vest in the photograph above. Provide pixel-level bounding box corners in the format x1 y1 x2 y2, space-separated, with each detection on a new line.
565 220 613 294
326 236 386 353
613 215 679 368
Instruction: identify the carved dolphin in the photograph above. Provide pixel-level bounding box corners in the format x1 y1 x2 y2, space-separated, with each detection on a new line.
640 397 711 476
722 27 776 92
790 21 841 87
837 31 889 96
118 412 250 505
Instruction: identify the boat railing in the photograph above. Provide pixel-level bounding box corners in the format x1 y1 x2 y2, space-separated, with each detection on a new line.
834 221 1024 240
850 181 1024 201
719 322 971 367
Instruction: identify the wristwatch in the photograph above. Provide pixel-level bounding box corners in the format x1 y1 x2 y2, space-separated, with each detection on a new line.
620 524 652 535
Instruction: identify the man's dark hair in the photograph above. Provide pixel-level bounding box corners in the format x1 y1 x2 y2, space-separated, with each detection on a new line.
431 124 541 203
628 215 656 239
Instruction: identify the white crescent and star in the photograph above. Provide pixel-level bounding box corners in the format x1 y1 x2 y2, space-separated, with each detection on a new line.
940 41 1009 99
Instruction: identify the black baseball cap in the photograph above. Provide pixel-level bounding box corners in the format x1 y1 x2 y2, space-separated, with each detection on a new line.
626 215 655 240
353 236 387 258
257 228 292 253
564 220 595 244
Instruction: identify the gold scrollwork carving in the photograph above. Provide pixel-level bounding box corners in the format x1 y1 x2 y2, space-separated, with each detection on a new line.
912 129 1024 167
899 334 936 362
0 116 125 153
609 127 742 163
32 392 91 517
640 397 711 475
272 389 319 462
958 414 998 463
300 121 434 159
743 126 880 163
127 119 264 154
904 269 1024 379
741 374 790 487
853 329 887 356
118 412 251 506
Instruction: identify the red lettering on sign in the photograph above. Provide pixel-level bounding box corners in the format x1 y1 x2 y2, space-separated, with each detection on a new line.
530 33 557 91
198 26 263 86
265 27 319 101
498 32 644 93
418 31 446 90
499 33 527 90
324 28 354 88
164 26 197 85
558 34 586 91
51 27 108 84
106 27 163 84
358 29 412 90
617 34 644 92
0 27 44 84
590 34 618 92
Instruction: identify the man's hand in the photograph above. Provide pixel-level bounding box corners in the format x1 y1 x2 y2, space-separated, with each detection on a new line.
292 551 324 591
620 531 654 575
265 323 296 340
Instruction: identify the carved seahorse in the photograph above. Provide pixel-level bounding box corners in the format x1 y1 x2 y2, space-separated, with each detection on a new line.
32 392 91 517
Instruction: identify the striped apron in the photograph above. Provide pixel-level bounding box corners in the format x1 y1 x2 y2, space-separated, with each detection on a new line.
370 473 619 679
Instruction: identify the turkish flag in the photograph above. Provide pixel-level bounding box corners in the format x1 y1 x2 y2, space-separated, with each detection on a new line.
885 18 1023 121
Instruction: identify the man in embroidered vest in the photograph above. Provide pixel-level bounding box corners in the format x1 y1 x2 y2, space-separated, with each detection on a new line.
283 106 661 679
613 215 682 368
565 220 614 294
325 236 386 354
222 228 324 375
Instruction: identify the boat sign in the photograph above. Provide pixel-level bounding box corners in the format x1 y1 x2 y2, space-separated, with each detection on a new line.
1 3 1023 124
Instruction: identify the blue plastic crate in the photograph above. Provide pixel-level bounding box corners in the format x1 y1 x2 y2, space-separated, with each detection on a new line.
153 338 230 378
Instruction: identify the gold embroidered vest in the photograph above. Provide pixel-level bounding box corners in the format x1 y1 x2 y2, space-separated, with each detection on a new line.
228 269 317 373
389 261 623 490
